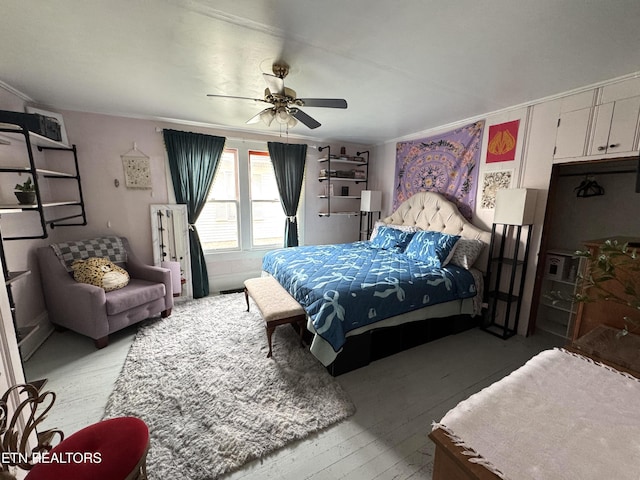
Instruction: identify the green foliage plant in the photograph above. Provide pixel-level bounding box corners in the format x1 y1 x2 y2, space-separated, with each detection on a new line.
14 176 34 192
574 239 640 338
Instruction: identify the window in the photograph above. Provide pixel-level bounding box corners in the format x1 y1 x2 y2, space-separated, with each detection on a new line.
197 145 294 252
197 149 239 250
249 150 285 247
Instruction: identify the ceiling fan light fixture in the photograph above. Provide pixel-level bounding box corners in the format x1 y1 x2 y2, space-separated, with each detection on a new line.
260 108 276 126
207 62 347 130
275 106 290 124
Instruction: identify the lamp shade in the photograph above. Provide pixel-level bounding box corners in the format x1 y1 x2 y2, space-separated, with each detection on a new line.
494 188 537 225
360 190 382 212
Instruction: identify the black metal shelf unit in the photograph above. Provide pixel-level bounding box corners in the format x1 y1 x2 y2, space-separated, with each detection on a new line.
482 222 533 339
317 145 369 219
0 114 87 351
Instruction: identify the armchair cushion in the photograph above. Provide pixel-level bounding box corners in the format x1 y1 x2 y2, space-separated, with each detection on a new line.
105 279 166 316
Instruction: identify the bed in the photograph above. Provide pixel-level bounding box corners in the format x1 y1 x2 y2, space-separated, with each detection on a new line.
262 191 491 373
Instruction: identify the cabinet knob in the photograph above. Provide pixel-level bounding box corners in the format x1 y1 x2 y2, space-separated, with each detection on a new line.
609 143 620 149
597 146 606 151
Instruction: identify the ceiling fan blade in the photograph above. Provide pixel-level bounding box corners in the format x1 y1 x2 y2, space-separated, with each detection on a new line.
298 98 348 109
290 109 321 129
207 94 269 104
246 108 271 125
263 73 284 96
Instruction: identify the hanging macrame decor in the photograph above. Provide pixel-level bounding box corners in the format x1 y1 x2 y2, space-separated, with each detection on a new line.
121 142 152 189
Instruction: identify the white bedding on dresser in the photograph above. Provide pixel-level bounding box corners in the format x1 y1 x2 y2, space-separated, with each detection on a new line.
433 348 640 480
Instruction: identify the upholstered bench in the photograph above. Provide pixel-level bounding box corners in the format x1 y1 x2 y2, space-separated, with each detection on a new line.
244 277 306 358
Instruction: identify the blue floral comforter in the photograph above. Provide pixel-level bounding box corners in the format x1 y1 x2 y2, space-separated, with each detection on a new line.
262 241 477 352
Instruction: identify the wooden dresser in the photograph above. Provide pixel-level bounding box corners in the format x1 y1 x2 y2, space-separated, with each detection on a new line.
571 236 640 340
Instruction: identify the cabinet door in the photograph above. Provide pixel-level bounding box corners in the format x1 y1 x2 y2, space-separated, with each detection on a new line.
607 96 640 154
590 102 614 154
589 96 640 155
554 107 591 159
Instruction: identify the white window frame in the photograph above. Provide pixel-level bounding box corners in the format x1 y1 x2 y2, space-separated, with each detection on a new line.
199 140 304 254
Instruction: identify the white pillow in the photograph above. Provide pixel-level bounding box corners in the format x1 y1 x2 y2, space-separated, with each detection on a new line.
369 221 419 241
449 238 486 270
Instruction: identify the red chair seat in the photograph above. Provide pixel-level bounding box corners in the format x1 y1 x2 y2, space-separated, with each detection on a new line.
26 417 149 480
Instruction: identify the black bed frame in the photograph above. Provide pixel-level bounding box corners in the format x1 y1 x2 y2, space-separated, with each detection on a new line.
300 314 480 376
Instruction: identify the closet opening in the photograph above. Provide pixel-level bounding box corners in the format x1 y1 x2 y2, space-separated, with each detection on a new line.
528 155 640 339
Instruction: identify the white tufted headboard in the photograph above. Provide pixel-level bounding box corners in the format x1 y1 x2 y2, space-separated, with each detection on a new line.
382 191 491 272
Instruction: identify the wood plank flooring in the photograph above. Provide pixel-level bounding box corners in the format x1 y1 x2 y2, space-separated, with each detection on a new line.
23 326 561 479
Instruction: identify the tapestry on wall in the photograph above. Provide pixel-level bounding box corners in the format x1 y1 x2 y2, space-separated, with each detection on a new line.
394 120 485 219
486 120 520 163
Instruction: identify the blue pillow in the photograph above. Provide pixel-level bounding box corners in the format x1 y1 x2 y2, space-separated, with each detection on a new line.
370 226 415 252
404 230 461 267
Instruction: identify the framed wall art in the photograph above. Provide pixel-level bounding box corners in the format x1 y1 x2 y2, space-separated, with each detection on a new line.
486 120 520 163
121 143 152 189
480 169 513 209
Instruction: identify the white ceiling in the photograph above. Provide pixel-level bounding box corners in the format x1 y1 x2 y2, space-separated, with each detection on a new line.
2 0 640 145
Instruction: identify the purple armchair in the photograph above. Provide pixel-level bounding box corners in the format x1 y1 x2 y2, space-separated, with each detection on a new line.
37 236 173 348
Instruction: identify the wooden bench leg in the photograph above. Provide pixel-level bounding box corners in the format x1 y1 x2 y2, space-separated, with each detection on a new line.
297 320 305 348
244 288 250 312
266 324 276 358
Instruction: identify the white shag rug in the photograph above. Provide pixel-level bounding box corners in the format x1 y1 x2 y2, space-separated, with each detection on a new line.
103 293 356 479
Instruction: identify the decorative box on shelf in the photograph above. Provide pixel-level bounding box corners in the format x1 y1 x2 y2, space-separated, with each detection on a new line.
545 253 566 281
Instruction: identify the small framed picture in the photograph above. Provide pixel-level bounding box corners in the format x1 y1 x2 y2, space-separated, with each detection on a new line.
480 169 513 209
324 184 334 197
25 106 69 146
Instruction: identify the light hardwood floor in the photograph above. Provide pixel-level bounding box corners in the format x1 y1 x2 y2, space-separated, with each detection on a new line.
23 325 561 480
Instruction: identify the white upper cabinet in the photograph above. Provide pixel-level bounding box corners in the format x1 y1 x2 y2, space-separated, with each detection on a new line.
553 91 595 160
589 96 640 155
554 107 592 159
601 76 640 104
553 78 640 161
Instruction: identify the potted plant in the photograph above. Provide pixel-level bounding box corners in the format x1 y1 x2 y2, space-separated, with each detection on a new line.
14 176 36 205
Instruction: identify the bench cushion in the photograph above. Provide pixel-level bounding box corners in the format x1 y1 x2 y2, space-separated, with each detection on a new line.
244 277 305 323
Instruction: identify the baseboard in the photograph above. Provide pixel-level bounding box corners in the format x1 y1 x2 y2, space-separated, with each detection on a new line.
210 271 261 294
220 288 245 295
19 311 54 361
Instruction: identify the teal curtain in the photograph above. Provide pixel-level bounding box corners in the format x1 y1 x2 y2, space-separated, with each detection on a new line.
267 142 307 247
163 129 225 298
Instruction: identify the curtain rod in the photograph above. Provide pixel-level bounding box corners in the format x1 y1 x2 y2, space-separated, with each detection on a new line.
154 127 319 145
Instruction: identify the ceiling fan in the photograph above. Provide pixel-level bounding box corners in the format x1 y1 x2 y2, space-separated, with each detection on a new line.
207 63 347 130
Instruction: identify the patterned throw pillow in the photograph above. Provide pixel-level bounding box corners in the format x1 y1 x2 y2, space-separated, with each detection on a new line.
449 238 486 270
370 226 415 252
369 221 418 241
51 236 128 272
404 230 461 267
72 257 130 292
